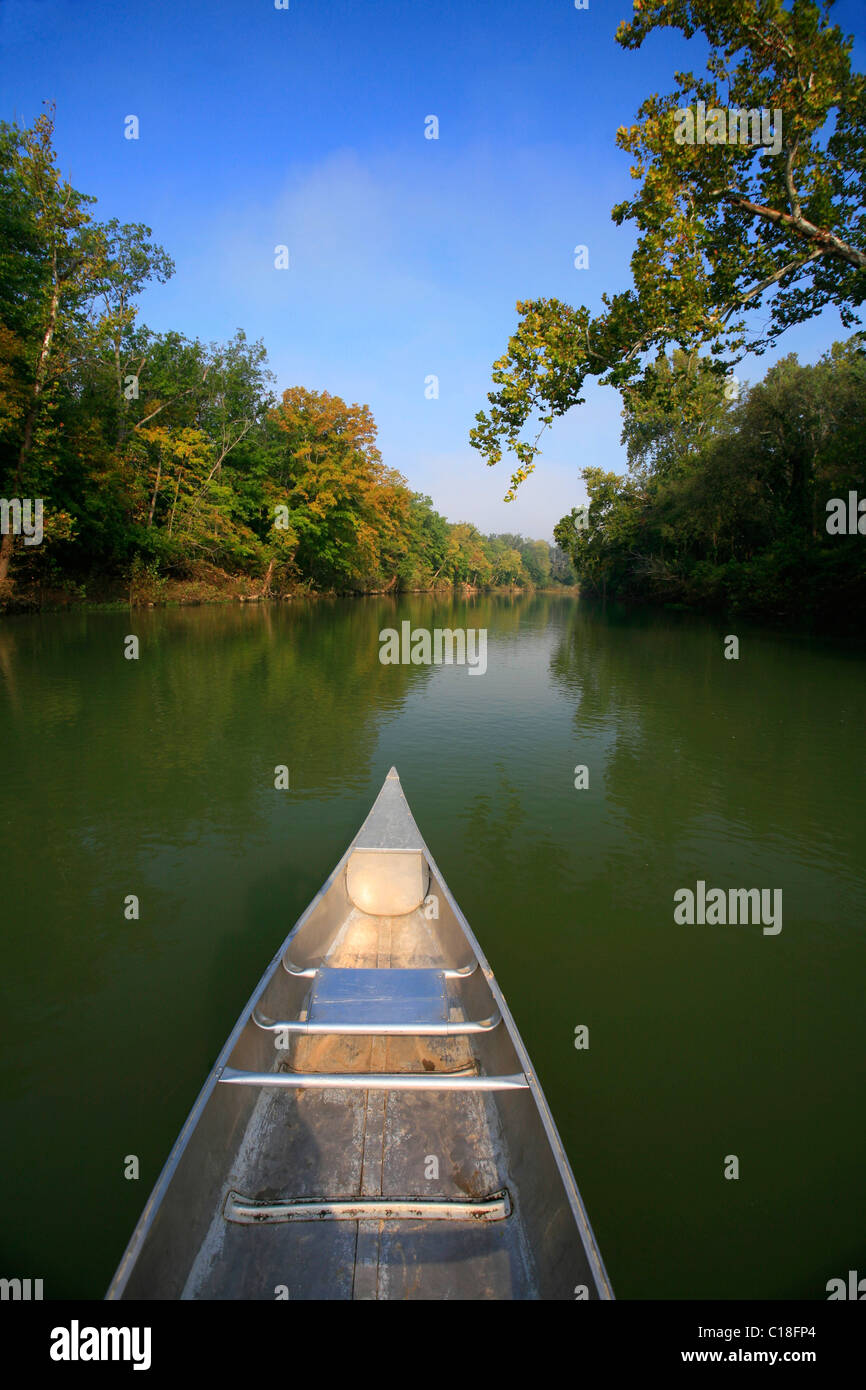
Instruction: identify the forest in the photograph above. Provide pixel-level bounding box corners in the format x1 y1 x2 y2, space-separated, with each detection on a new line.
0 109 574 610
553 340 866 625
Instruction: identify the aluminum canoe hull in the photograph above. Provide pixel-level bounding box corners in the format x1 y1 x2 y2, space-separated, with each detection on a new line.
106 768 613 1301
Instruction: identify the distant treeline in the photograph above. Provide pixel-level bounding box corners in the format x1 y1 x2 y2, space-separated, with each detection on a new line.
0 110 573 605
554 341 866 627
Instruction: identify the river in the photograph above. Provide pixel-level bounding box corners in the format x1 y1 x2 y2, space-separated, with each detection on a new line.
0 594 863 1298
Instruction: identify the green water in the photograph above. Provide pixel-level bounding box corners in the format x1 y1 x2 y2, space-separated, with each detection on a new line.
0 594 864 1299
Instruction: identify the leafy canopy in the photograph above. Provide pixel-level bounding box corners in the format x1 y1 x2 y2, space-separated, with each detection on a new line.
471 0 865 498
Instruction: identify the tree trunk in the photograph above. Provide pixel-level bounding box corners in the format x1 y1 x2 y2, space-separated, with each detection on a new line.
259 557 276 596
1 284 62 584
0 530 14 585
167 471 183 537
789 446 811 534
147 456 162 527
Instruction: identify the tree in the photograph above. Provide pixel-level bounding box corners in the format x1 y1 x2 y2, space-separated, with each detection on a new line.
0 108 175 584
620 348 733 480
0 106 97 582
471 0 866 499
396 493 451 588
550 542 577 585
555 469 647 599
554 335 866 621
194 330 274 479
520 539 551 586
269 387 411 590
492 546 525 585
84 218 174 446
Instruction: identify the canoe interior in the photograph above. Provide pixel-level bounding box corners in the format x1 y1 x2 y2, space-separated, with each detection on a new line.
110 774 611 1301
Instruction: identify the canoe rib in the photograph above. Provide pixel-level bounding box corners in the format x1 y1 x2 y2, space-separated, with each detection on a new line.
251 1011 502 1035
283 954 477 980
223 1190 513 1224
219 1066 530 1091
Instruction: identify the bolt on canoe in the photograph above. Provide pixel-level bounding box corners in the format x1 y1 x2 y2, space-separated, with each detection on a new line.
106 768 613 1301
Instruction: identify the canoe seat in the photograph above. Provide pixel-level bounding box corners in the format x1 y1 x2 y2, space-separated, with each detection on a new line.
254 967 501 1037
310 967 447 1026
345 850 428 917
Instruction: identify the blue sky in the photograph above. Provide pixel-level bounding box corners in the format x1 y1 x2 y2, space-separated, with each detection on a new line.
1 0 863 539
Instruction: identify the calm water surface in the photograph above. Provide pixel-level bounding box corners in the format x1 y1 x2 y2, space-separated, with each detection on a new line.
0 594 864 1298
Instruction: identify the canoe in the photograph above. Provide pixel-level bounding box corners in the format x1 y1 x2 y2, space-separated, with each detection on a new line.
106 768 613 1300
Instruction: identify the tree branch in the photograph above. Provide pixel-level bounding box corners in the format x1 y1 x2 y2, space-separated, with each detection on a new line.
721 247 826 321
784 140 803 222
132 366 210 431
724 192 866 269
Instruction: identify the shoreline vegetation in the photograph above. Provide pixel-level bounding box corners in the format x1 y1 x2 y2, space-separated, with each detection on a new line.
2 109 862 631
0 573 579 615
0 110 575 616
552 340 866 632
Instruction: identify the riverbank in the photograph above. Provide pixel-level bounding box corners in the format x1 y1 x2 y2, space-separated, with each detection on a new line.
0 566 579 615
